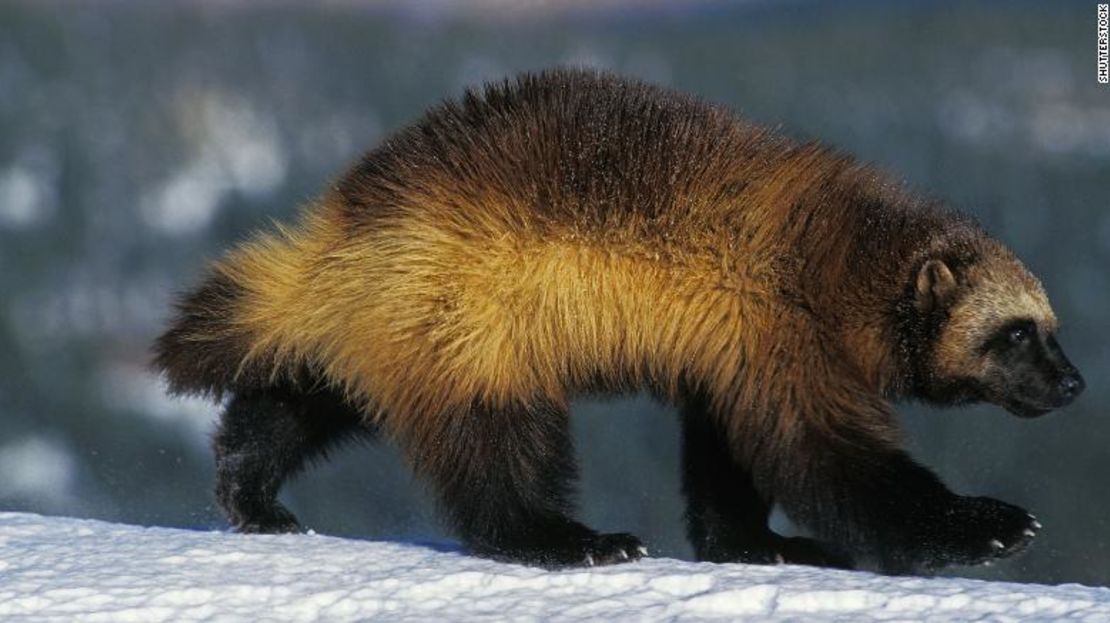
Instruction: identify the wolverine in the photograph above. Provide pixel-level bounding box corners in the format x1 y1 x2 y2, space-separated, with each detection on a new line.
154 69 1084 574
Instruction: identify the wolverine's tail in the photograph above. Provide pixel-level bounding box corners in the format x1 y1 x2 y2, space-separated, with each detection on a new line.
152 268 266 398
154 202 344 400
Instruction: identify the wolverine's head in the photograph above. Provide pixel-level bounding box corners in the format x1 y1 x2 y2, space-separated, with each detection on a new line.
911 241 1084 417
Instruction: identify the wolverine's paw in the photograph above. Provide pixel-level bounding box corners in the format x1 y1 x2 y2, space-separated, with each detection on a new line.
579 532 649 567
230 505 301 534
918 496 1039 569
475 530 647 569
530 531 647 568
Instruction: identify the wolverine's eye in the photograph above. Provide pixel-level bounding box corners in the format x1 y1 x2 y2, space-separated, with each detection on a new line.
1008 326 1031 345
982 319 1038 354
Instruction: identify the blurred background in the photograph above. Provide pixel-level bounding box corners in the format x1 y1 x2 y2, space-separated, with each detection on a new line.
0 0 1106 586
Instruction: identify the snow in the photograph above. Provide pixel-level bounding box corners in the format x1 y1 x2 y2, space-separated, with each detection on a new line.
1 513 1108 622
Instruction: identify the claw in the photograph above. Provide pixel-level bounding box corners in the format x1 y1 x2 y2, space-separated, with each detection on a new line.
584 553 595 567
1023 529 1036 538
989 539 1005 550
637 545 649 557
1032 520 1042 530
618 549 629 560
774 553 785 565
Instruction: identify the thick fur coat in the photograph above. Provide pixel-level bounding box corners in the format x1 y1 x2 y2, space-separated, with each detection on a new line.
155 69 1081 572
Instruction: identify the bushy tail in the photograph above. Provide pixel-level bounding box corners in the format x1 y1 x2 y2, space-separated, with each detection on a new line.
152 269 260 398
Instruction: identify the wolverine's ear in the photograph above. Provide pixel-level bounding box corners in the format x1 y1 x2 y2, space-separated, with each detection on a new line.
915 259 958 313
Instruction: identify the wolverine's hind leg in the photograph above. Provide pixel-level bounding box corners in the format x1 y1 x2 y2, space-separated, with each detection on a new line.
214 385 372 533
681 394 853 569
402 398 645 568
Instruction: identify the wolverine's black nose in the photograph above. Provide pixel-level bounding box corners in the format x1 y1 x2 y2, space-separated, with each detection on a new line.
1058 373 1085 402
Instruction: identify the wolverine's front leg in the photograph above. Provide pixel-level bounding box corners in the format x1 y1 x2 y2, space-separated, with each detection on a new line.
399 398 645 568
681 392 853 569
759 405 1040 574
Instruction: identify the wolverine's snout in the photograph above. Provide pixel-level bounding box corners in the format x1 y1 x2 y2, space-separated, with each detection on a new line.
1000 334 1084 418
1057 372 1085 404
1040 336 1084 408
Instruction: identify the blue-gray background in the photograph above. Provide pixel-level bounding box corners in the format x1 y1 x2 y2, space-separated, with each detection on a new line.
0 0 1106 586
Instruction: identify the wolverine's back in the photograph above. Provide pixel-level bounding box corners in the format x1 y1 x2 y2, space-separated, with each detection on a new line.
336 68 786 233
156 69 842 417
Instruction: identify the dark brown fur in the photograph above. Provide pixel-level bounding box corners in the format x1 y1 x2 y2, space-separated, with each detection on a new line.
155 69 1074 572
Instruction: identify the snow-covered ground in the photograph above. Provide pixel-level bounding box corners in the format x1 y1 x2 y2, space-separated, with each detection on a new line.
1 512 1107 622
